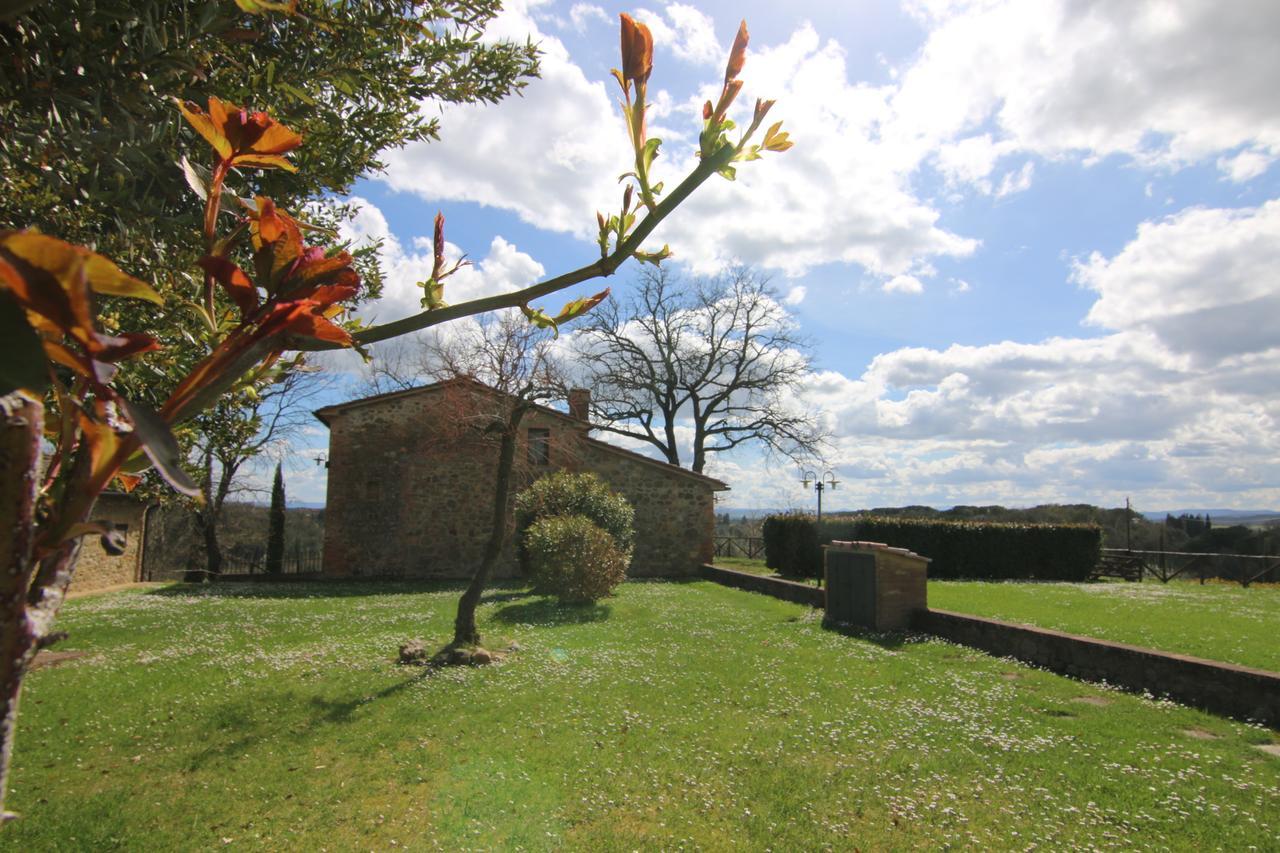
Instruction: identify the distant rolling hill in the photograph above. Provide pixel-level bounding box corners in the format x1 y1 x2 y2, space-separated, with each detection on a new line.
1143 509 1280 526
720 506 1280 527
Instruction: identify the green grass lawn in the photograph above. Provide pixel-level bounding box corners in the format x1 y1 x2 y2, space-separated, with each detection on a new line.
930 579 1280 672
713 556 820 585
5 580 1278 849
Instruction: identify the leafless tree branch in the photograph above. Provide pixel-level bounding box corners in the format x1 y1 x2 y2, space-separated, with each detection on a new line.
568 266 829 474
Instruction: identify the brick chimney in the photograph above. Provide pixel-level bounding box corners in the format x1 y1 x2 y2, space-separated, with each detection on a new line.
567 387 591 423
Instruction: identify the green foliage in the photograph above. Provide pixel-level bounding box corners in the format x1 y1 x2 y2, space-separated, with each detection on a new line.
1186 524 1280 557
856 503 1163 551
0 0 538 284
0 0 540 467
1167 513 1213 536
515 472 634 601
761 512 820 579
762 514 1101 581
143 501 323 578
265 463 285 574
523 514 629 603
515 470 635 555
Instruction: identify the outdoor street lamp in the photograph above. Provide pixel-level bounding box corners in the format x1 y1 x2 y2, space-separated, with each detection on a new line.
800 469 839 520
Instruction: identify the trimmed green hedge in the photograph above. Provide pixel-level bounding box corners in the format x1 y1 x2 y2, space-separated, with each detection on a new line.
762 513 821 578
762 514 1101 581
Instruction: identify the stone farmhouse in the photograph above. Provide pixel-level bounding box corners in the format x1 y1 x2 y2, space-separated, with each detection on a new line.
73 492 152 593
315 377 727 579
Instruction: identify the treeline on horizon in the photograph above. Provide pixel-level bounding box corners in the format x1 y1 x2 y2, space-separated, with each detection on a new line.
147 500 1280 576
717 503 1279 556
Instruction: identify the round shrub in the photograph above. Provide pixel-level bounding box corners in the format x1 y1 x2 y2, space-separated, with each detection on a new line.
515 470 635 552
524 514 630 603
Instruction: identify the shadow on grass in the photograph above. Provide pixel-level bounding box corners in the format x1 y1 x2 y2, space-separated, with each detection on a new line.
819 620 913 650
184 670 436 770
147 579 534 601
491 597 611 626
629 576 704 585
305 669 435 725
479 589 537 605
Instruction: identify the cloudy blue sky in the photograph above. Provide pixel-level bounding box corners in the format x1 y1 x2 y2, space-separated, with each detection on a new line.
281 0 1280 513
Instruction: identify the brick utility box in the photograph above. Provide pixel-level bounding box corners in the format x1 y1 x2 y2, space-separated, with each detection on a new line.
824 541 929 631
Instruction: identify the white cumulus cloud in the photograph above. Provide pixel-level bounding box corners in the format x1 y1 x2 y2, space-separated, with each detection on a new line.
896 0 1280 180
883 274 924 294
635 3 723 67
704 198 1280 509
568 3 608 32
1075 200 1280 365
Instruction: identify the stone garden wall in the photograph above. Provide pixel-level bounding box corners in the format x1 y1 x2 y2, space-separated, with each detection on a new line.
699 564 824 606
917 608 1280 726
698 560 1279 726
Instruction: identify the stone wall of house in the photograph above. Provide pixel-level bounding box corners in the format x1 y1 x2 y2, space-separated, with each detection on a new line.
321 385 720 579
72 494 147 593
569 441 716 576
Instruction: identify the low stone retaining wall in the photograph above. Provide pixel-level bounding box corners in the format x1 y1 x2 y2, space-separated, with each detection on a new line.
917 608 1280 727
699 564 824 607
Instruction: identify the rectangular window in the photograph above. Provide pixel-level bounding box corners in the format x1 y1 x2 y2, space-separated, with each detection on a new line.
528 428 551 466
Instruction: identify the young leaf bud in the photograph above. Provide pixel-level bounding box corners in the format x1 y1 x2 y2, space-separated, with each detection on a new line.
725 20 749 84
620 14 654 84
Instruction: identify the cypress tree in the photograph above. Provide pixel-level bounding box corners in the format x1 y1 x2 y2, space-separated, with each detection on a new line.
266 463 286 575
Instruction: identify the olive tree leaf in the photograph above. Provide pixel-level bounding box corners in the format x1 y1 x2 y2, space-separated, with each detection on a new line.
0 289 50 396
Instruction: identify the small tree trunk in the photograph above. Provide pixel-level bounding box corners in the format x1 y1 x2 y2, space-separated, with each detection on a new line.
453 405 526 647
186 450 217 583
0 398 41 820
183 511 207 583
202 516 223 576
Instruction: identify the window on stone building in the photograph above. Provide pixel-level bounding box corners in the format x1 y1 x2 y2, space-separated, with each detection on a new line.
528 428 551 466
101 522 128 557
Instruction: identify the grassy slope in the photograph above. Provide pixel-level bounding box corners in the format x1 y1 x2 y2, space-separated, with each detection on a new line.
4 581 1277 850
929 580 1280 672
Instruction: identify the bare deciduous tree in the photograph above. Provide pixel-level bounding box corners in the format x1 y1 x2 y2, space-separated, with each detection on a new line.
571 266 827 473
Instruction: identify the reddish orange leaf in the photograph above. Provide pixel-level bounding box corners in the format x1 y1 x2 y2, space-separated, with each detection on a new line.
280 310 352 345
255 197 287 245
177 99 232 160
197 256 259 315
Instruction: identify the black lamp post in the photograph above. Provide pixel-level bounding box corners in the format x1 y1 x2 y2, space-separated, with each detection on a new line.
801 469 838 588
800 469 839 520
